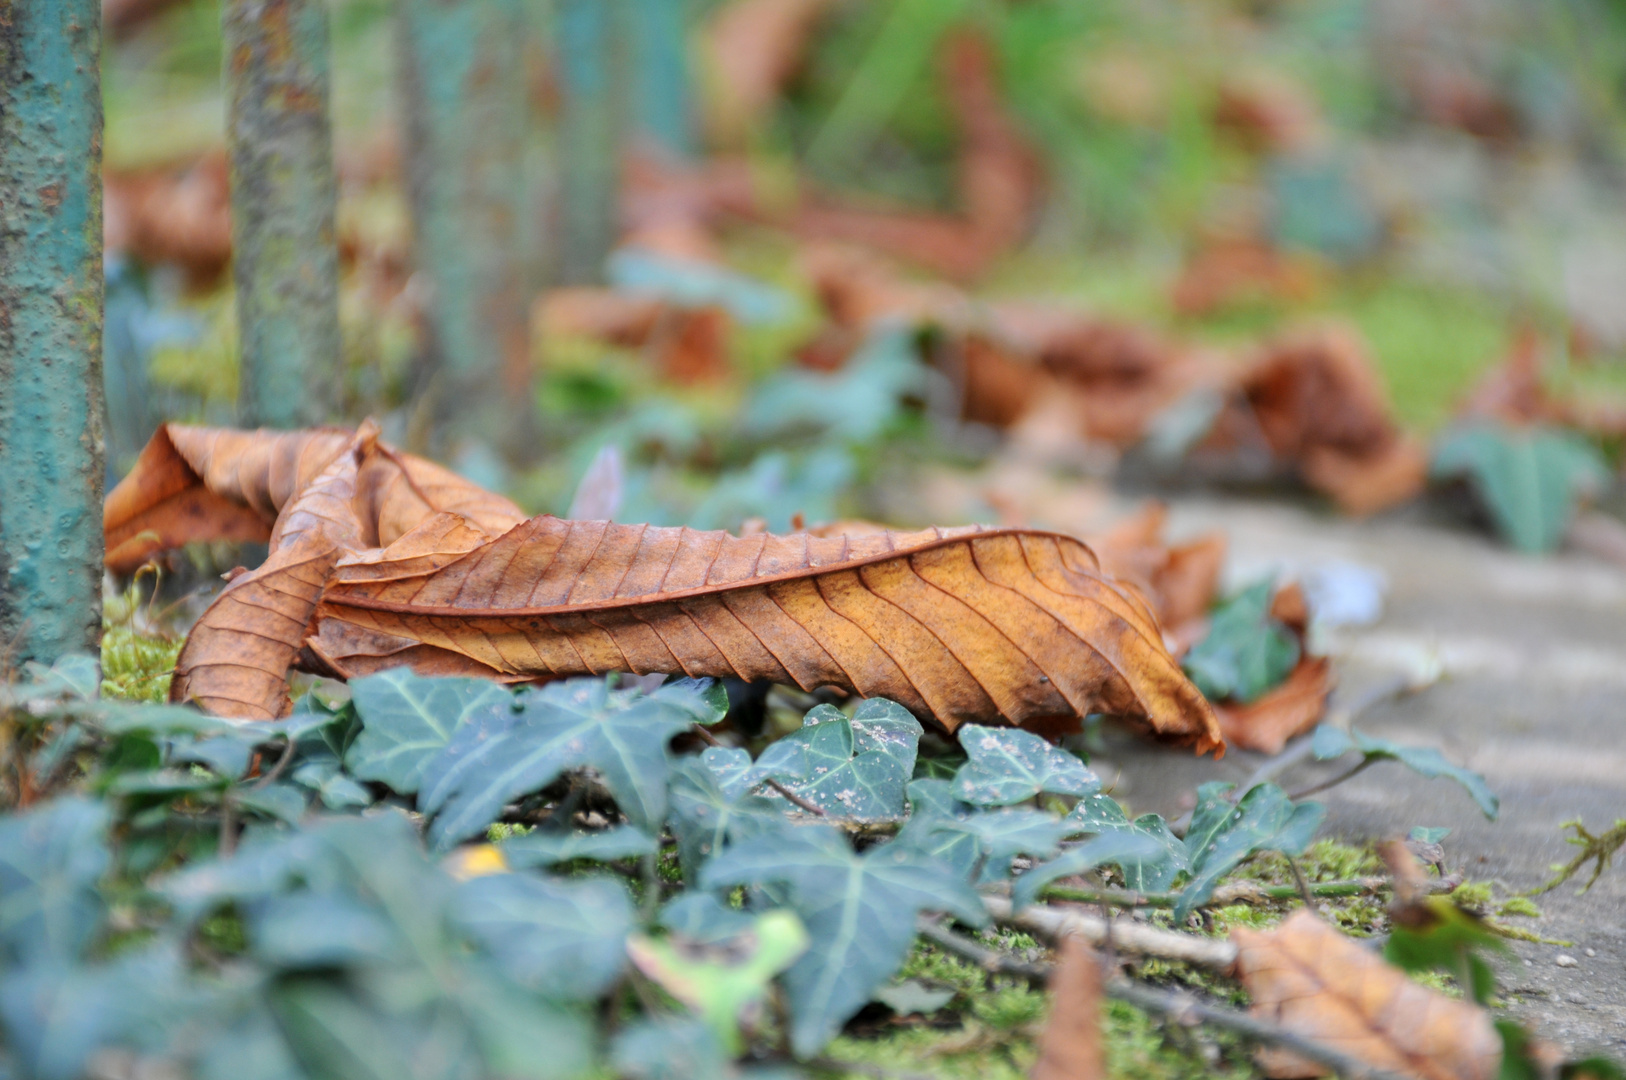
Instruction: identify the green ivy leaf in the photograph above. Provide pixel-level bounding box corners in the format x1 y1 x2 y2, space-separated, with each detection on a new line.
419 678 697 850
454 873 634 1002
0 798 110 963
1181 581 1300 704
754 701 923 821
1061 795 1188 891
346 670 515 794
702 824 986 1057
1433 423 1611 553
895 779 1072 883
658 893 759 946
647 678 730 726
499 826 658 869
1312 725 1498 819
949 724 1098 806
1174 783 1325 921
1012 831 1175 909
233 783 309 825
668 752 785 881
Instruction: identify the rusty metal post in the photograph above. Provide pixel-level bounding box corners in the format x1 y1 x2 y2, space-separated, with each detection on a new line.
223 0 342 429
0 0 106 662
556 0 620 284
397 0 532 457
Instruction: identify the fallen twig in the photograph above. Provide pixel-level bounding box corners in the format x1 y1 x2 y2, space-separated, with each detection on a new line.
983 895 1239 969
1036 873 1460 911
1106 977 1417 1080
922 917 1417 1080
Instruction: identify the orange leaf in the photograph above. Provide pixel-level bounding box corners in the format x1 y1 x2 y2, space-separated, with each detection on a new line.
1030 935 1105 1080
105 425 1222 751
1214 656 1332 755
1231 911 1502 1080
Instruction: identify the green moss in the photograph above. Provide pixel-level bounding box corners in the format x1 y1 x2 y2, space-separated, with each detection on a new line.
1497 896 1542 919
100 593 184 704
486 822 534 842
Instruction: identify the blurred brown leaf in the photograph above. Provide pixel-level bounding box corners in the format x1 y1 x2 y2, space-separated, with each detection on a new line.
703 0 839 144
104 151 234 289
1092 502 1226 634
1232 325 1425 515
1215 655 1332 755
1171 240 1320 320
107 425 1224 753
790 31 1042 281
1030 935 1105 1080
1232 910 1502 1080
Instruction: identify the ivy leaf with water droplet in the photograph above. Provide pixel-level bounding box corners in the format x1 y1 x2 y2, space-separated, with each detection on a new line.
754 701 923 821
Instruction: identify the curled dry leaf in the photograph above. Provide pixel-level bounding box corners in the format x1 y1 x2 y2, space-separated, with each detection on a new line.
105 425 1222 754
1091 502 1226 635
1214 655 1332 756
1223 325 1426 515
1029 935 1105 1080
1232 910 1501 1080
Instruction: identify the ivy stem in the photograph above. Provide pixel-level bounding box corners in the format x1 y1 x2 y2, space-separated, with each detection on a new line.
1287 757 1374 801
1037 876 1407 910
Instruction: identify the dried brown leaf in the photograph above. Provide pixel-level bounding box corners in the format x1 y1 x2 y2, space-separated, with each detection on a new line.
1030 935 1105 1080
1231 910 1502 1080
105 426 1223 752
1214 656 1332 755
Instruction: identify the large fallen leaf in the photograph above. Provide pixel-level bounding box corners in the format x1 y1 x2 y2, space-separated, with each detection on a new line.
1030 935 1106 1080
1231 910 1501 1080
105 424 1221 753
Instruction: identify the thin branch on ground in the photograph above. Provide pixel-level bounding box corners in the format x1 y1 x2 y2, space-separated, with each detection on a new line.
920 918 1417 1080
915 916 1049 986
1285 856 1318 910
1037 875 1426 910
254 736 298 789
983 895 1239 969
689 722 826 816
1106 977 1417 1080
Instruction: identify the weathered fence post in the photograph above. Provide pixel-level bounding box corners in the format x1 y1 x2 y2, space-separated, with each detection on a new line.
397 0 532 457
628 0 694 159
0 0 107 663
224 0 342 429
556 0 621 284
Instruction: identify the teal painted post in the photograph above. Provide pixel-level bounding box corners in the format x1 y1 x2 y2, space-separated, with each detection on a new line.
0 0 106 662
629 0 694 158
397 0 532 456
557 0 620 284
224 0 341 429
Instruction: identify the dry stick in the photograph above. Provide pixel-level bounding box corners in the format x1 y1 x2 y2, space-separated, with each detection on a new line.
689 723 827 817
254 736 298 789
1039 875 1406 910
982 896 1239 969
926 919 1414 1080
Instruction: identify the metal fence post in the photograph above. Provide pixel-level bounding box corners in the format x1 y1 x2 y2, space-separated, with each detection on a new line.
628 0 694 159
0 0 107 663
397 0 531 457
224 0 342 430
556 0 620 284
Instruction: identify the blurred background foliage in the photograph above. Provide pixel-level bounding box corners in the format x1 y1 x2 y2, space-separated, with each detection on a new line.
100 0 1626 536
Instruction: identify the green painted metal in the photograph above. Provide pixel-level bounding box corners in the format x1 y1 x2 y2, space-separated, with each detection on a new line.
224 0 341 429
629 0 694 158
556 0 621 285
397 0 531 456
0 0 107 663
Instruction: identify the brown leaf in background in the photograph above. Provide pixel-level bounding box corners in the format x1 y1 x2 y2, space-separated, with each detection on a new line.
1231 911 1502 1080
1215 655 1332 755
1092 503 1226 634
107 426 1223 751
1235 326 1424 514
104 151 234 289
1030 935 1105 1080
704 0 839 144
790 32 1041 281
1212 71 1323 155
1171 240 1320 320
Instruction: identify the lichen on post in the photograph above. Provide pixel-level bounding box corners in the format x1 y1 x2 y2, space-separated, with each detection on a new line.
0 0 107 663
397 0 532 458
223 0 342 430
